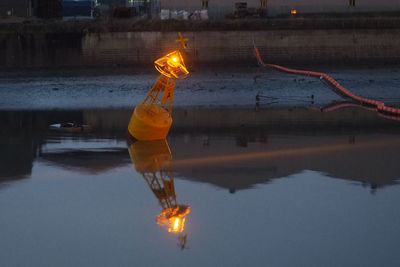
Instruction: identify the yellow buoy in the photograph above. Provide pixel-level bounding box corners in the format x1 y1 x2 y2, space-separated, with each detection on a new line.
128 48 189 141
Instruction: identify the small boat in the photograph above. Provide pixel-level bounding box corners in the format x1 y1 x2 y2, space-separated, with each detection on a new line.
49 122 92 133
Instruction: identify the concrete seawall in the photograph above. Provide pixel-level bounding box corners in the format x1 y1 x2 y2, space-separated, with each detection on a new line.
1 29 400 69
82 30 400 65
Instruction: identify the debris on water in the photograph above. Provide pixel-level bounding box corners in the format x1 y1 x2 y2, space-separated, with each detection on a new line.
194 83 204 91
49 122 92 133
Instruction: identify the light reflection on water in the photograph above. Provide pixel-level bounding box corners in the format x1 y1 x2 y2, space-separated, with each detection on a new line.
128 140 190 250
0 108 400 266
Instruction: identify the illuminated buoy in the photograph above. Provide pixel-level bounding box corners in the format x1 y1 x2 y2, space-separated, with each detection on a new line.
128 41 190 141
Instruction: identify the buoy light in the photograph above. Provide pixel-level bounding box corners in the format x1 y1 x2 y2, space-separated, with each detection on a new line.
128 33 190 141
154 51 189 79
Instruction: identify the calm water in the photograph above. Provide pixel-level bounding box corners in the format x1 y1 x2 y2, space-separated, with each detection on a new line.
1 107 400 267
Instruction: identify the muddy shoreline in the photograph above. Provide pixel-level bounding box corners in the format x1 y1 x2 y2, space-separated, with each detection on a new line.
1 66 399 110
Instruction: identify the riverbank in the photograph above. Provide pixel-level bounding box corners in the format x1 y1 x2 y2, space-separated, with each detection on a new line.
1 65 399 110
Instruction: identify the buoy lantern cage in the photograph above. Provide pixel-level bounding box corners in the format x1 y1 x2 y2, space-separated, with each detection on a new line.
128 48 189 141
155 51 189 79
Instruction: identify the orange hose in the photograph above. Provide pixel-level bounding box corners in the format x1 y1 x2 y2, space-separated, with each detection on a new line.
254 47 400 117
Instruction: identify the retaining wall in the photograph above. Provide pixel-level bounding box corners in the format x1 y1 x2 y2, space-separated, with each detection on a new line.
1 29 400 69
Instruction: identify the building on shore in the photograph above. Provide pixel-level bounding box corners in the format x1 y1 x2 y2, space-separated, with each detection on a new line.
63 0 97 18
98 0 125 5
0 0 62 18
266 0 400 16
0 0 34 17
160 0 400 19
36 0 62 18
1 0 399 19
125 0 159 18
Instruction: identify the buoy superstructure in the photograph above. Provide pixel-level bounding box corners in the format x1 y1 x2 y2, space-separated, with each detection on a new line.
128 47 189 141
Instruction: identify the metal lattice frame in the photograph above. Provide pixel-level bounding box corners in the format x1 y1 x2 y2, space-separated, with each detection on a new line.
141 75 176 115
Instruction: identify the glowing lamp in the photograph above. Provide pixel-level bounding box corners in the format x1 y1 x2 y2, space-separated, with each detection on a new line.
156 206 191 234
291 9 297 15
154 51 189 79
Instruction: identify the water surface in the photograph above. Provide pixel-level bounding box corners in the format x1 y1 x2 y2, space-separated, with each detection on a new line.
1 107 400 266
